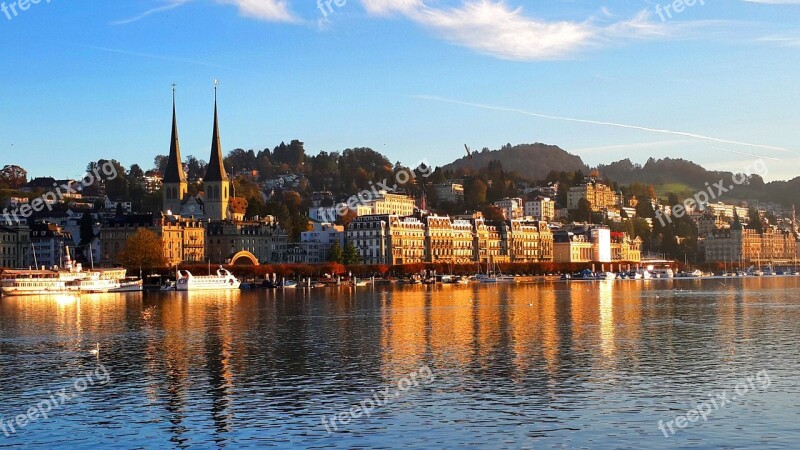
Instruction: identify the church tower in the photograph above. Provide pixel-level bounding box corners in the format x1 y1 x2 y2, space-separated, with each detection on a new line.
163 85 188 214
203 82 230 221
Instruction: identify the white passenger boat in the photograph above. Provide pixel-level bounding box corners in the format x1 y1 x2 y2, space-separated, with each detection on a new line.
176 268 241 291
1 250 137 296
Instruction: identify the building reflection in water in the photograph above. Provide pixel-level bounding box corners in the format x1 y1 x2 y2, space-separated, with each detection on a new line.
2 277 797 445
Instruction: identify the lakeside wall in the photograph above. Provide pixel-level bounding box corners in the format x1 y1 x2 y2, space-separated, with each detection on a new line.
154 261 657 279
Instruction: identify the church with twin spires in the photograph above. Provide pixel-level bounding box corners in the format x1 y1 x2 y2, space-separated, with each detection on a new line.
162 86 242 221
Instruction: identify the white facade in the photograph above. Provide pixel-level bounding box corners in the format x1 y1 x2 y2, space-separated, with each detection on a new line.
591 228 612 263
494 198 524 220
524 197 555 222
300 222 345 263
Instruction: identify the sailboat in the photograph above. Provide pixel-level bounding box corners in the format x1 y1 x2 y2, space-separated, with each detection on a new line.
474 257 515 283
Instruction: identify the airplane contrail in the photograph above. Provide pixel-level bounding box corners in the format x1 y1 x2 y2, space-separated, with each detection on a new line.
711 147 781 162
111 0 189 25
68 44 254 74
412 95 797 156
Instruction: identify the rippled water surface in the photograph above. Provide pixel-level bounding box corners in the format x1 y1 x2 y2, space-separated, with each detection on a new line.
2 278 800 449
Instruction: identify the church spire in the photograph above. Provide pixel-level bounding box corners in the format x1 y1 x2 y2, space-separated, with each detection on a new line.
205 80 228 182
164 84 186 184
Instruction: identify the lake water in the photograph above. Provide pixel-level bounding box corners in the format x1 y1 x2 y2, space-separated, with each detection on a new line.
1 278 799 449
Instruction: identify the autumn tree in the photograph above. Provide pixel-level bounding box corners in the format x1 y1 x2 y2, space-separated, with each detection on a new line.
0 165 27 189
336 209 357 229
120 228 167 270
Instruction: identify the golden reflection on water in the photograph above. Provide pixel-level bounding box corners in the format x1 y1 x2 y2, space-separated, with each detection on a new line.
2 277 799 443
599 281 615 358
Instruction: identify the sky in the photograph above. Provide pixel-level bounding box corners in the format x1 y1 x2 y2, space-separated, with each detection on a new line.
0 0 799 181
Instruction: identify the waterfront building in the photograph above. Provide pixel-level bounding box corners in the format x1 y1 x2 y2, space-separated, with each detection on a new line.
29 222 73 269
553 231 593 263
298 222 345 263
0 223 30 268
346 214 426 265
424 215 454 263
553 226 620 264
499 219 554 263
160 215 206 266
610 232 643 263
205 217 287 264
346 215 390 265
704 218 798 264
451 219 475 264
101 214 205 266
388 216 426 265
473 218 508 264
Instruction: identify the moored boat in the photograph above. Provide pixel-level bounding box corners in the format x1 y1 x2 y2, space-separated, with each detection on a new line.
176 268 241 291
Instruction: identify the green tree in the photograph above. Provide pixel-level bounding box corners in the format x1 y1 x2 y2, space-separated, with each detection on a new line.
128 164 145 180
464 178 488 208
78 213 95 246
748 208 763 233
573 198 593 223
329 241 344 263
343 242 361 265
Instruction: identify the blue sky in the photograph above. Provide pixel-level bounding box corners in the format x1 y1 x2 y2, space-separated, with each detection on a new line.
0 0 799 181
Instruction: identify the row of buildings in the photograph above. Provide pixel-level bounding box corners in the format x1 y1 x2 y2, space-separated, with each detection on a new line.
703 214 799 265
5 89 792 271
346 213 642 267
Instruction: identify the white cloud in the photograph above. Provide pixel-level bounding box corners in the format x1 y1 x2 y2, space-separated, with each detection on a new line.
116 0 299 25
756 35 800 47
215 0 298 23
359 0 700 61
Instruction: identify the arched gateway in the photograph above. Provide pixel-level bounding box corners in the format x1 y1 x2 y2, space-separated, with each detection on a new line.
229 251 258 266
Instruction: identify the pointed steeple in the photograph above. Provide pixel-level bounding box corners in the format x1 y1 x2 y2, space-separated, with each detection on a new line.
164 85 187 184
205 82 228 182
